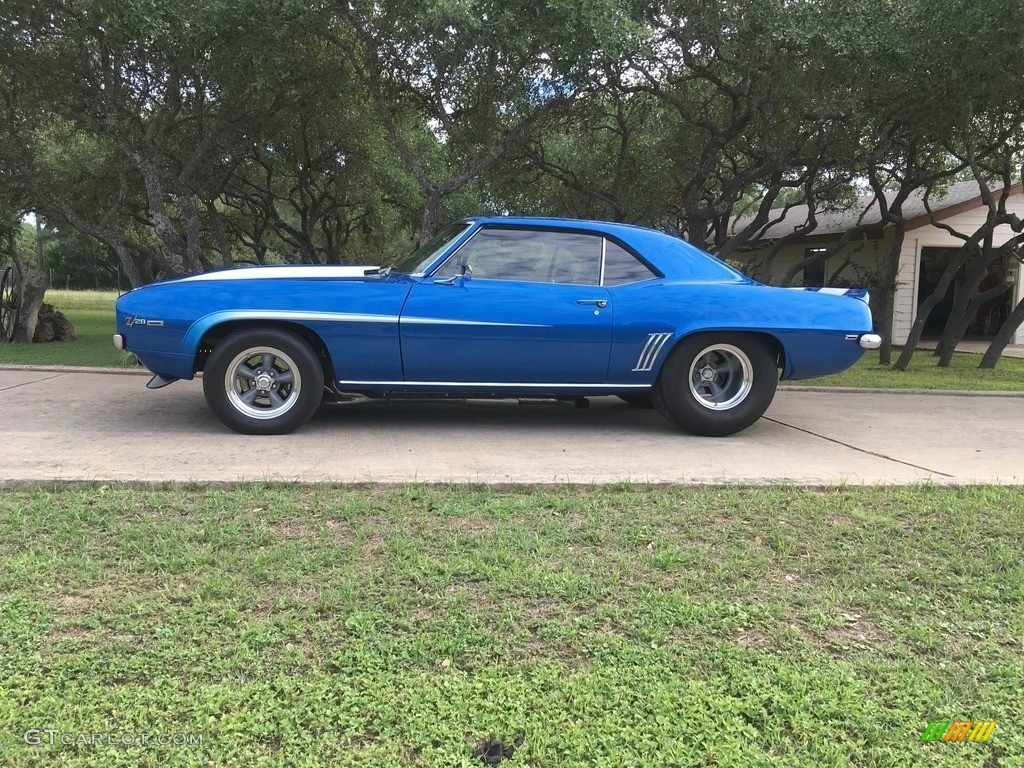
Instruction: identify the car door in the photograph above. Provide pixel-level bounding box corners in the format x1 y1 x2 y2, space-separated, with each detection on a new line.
399 227 613 383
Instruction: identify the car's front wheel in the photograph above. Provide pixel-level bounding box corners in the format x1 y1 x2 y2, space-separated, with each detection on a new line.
652 333 778 437
203 328 324 435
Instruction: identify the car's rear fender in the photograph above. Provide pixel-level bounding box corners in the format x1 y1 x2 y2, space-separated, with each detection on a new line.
653 327 868 382
654 330 786 381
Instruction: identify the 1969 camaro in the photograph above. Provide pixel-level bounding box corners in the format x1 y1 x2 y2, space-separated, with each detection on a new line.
114 216 879 436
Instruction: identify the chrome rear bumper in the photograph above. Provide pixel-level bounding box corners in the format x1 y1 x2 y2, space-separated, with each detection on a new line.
859 333 882 349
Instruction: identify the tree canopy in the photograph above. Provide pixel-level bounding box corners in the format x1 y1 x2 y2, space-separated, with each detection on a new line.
2 0 1023 355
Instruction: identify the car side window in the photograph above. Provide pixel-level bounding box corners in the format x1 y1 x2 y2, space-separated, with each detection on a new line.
434 228 602 285
602 240 658 285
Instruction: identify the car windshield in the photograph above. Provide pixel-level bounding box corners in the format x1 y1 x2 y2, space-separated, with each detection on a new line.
387 222 471 275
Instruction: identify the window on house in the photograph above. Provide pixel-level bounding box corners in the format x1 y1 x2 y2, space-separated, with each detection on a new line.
802 248 828 287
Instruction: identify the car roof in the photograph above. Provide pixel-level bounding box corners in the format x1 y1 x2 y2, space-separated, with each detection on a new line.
462 215 657 237
458 216 748 282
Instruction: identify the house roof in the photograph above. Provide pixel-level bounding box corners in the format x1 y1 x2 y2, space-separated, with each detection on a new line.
733 180 1021 241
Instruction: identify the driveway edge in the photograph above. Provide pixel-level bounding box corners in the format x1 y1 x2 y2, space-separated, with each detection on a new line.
780 385 1024 397
0 364 150 375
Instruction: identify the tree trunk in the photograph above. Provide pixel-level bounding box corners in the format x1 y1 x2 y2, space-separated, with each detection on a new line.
111 242 144 288
875 227 906 365
979 294 1024 368
179 191 204 272
135 157 191 276
419 190 442 246
9 220 50 343
205 201 233 268
933 252 1001 365
894 253 968 370
31 180 147 287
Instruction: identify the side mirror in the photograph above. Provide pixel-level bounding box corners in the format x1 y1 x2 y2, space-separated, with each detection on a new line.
434 263 472 286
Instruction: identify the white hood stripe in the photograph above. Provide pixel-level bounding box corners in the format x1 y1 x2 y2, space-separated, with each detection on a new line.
180 266 379 282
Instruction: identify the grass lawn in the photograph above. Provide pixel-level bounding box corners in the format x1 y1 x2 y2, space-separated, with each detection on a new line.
1 485 1021 767
0 290 135 368
794 349 1024 392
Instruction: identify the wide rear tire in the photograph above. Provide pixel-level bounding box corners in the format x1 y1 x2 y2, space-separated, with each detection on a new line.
203 328 324 435
652 333 778 437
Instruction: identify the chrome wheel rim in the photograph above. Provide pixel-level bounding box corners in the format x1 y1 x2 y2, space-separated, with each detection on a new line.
687 344 753 411
224 347 301 420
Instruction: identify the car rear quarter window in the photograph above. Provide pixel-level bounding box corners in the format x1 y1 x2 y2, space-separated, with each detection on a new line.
602 241 658 285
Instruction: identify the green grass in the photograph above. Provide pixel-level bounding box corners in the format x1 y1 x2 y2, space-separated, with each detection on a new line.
1 485 1022 767
43 290 120 312
797 348 1024 391
0 290 135 368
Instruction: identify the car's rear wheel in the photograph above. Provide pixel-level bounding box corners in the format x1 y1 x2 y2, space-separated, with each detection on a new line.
652 333 778 436
203 328 324 435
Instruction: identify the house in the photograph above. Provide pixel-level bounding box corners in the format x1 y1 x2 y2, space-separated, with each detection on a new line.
731 181 1024 346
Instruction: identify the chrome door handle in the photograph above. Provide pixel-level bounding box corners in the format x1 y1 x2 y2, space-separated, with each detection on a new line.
576 299 608 308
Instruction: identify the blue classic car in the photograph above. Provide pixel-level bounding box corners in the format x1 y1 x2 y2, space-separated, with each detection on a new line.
114 217 878 436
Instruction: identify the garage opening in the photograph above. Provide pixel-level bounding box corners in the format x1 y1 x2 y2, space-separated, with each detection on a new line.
918 247 1013 338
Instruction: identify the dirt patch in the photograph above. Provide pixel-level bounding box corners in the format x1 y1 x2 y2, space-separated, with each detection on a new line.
729 628 780 650
51 585 115 617
441 516 498 535
267 521 317 540
815 614 891 650
54 594 94 615
325 519 355 540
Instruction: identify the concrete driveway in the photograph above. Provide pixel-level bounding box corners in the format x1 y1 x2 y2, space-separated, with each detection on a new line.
2 368 1022 484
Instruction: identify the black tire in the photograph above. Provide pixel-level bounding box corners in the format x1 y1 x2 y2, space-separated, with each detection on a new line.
203 328 324 435
652 333 778 437
618 394 655 409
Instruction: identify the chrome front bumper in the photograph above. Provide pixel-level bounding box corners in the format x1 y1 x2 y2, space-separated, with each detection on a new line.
859 333 882 349
113 334 125 350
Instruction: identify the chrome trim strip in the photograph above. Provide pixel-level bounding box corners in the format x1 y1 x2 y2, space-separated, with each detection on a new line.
638 339 658 372
641 336 665 371
633 332 672 372
401 317 552 327
648 333 672 368
189 310 550 328
632 334 658 371
337 380 652 389
182 309 399 350
599 238 607 286
208 310 400 324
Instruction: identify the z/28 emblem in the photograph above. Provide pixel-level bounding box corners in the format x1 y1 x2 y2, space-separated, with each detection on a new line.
125 317 164 328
